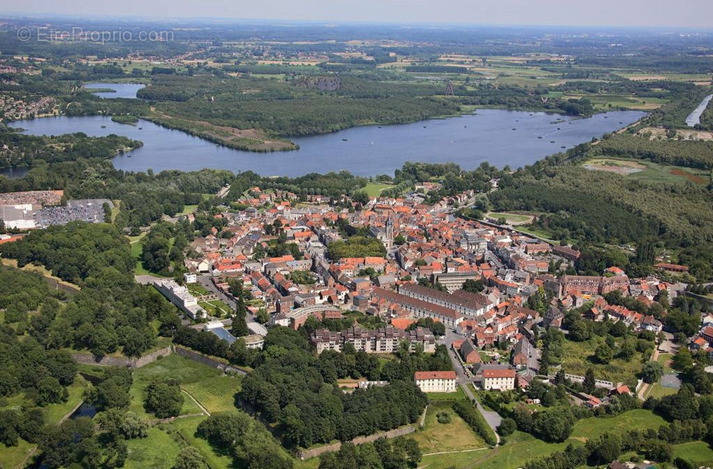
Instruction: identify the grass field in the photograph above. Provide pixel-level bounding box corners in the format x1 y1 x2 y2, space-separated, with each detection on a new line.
362 182 393 197
486 211 536 225
420 409 665 469
128 354 242 419
412 402 487 454
560 337 645 385
0 439 35 469
178 204 199 216
125 426 182 469
672 441 713 466
199 299 232 317
426 387 468 402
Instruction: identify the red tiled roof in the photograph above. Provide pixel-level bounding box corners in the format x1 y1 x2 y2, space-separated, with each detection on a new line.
482 369 516 379
414 371 456 380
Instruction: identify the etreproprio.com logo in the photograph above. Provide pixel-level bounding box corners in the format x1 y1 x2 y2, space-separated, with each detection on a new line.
16 26 174 43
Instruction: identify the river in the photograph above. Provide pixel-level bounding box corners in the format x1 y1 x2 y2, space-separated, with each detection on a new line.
7 110 645 177
686 94 713 127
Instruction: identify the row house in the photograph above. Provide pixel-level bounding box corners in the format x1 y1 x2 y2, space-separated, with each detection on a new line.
312 326 436 354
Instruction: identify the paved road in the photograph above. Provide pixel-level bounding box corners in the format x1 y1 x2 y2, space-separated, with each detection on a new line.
442 331 502 443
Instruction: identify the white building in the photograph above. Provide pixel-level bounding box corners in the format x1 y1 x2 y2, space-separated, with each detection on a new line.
414 371 457 393
152 278 206 319
184 273 198 284
482 368 516 391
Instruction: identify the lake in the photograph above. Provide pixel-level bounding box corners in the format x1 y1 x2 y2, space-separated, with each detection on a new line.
84 82 145 99
8 109 645 177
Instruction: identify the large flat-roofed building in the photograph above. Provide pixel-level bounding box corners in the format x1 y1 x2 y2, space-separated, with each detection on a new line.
372 287 463 328
151 278 206 319
414 371 457 393
312 326 436 354
433 271 480 293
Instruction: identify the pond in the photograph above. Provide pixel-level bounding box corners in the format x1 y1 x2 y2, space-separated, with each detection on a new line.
7 109 645 177
84 82 145 99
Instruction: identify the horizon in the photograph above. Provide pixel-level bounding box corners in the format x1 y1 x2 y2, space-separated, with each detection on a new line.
1 0 712 29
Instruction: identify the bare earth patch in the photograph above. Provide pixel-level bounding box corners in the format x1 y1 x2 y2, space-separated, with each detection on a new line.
583 159 645 175
637 126 713 141
670 169 707 184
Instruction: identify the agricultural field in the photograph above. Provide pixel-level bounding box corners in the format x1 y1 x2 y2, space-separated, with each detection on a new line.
582 157 710 185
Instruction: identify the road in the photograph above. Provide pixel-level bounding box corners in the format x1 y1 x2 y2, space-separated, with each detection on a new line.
442 330 502 443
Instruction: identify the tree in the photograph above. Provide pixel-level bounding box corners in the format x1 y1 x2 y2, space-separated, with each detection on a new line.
583 368 596 394
35 376 68 406
144 379 183 418
618 339 636 361
594 344 613 364
173 447 209 469
587 433 622 465
462 278 484 293
641 361 663 384
672 348 694 371
531 407 575 442
497 418 517 436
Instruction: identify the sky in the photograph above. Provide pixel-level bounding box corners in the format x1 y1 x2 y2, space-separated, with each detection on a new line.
2 0 713 29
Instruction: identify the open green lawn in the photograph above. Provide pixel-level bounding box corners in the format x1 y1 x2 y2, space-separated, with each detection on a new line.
672 441 713 466
411 402 486 454
570 409 665 441
163 416 234 469
646 382 677 399
178 204 199 216
199 299 232 318
426 387 468 402
362 182 393 197
486 211 536 225
657 352 674 373
129 354 241 418
125 426 181 469
421 409 665 469
0 439 35 469
560 337 645 385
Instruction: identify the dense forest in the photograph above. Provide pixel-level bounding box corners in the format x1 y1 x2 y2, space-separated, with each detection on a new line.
0 128 142 170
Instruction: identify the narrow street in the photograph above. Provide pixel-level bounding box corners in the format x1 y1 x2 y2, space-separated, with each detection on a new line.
441 331 502 443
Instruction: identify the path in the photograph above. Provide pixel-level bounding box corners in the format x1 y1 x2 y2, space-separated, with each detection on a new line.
638 340 664 400
182 388 211 416
443 331 501 444
422 447 489 457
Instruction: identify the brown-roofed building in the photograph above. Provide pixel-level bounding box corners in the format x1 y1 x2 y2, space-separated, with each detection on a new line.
459 339 481 364
481 367 516 390
414 371 457 393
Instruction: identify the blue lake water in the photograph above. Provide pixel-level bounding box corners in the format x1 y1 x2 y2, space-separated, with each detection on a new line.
7 110 645 177
84 82 145 99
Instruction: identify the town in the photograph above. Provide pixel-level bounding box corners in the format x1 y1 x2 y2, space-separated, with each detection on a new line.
145 183 708 406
